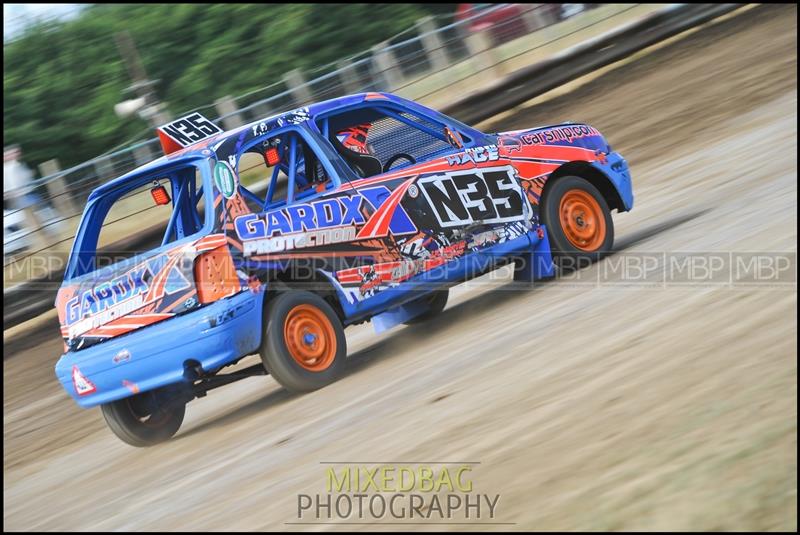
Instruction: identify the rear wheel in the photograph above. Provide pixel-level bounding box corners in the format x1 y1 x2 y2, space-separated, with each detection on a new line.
261 291 347 392
542 175 614 265
404 288 449 325
101 389 186 447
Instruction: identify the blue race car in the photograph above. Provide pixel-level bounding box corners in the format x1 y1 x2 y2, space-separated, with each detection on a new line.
55 92 633 445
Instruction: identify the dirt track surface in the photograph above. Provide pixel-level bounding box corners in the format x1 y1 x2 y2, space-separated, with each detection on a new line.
4 5 797 531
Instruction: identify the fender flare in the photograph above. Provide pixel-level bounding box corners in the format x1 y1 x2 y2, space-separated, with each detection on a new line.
541 159 633 213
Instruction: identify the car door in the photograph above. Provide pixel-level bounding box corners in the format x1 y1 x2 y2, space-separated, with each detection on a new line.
397 144 533 276
320 113 532 311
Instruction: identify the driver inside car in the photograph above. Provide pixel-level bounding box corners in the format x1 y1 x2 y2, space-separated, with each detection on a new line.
332 123 419 178
337 123 373 155
331 123 384 178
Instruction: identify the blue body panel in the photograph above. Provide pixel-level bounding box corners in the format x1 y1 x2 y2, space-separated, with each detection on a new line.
370 228 555 332
338 229 553 323
54 228 553 408
55 290 264 408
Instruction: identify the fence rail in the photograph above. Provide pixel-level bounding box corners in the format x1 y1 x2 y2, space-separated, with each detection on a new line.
3 3 746 329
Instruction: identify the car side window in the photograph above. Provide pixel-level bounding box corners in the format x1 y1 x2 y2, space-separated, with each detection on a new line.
366 112 453 167
70 163 208 278
319 106 472 176
237 129 336 211
237 150 286 206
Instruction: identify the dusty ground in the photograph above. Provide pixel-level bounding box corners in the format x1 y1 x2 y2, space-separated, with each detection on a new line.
3 4 797 531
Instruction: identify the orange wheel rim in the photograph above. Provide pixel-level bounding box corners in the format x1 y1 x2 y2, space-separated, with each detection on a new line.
559 189 606 251
283 304 336 372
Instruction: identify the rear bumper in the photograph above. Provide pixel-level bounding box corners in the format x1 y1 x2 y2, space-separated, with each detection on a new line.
55 290 264 408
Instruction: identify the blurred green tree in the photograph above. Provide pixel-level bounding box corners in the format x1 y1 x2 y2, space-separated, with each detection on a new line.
3 3 455 172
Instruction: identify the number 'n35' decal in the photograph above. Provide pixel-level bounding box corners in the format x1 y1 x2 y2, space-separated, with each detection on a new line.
417 166 527 228
158 113 224 148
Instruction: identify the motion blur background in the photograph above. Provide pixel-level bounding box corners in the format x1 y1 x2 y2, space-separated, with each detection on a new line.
2 2 604 288
3 3 797 531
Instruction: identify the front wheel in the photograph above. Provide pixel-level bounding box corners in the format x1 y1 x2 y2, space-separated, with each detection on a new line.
101 389 186 447
541 175 614 264
261 291 347 393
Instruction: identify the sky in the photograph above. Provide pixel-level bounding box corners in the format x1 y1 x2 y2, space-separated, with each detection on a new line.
3 3 84 41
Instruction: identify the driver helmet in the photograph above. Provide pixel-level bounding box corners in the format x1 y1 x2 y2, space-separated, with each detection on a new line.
336 123 373 155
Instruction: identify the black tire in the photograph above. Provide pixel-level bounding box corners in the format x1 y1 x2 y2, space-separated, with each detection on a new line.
261 290 347 393
404 288 449 325
541 175 614 265
101 390 186 447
